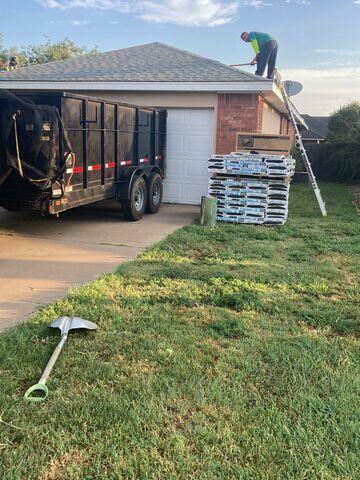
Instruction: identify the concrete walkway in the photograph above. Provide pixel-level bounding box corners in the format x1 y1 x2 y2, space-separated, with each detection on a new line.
0 202 197 331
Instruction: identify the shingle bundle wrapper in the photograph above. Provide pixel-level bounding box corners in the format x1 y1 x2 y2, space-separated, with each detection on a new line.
208 153 295 178
208 152 295 226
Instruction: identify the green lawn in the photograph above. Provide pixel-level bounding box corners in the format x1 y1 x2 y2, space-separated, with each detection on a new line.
0 183 359 479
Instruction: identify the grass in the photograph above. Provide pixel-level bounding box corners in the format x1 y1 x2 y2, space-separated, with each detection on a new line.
0 182 359 479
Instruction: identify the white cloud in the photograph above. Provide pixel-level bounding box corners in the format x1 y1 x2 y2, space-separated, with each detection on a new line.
38 0 319 26
282 67 360 115
70 19 91 25
315 48 360 57
139 0 239 27
317 61 355 67
38 0 274 27
41 0 65 7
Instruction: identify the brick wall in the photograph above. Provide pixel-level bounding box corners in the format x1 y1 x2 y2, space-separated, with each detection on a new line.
280 115 295 143
280 115 289 135
215 93 263 154
215 93 296 154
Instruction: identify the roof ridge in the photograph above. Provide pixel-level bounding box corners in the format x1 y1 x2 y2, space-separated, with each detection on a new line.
153 42 261 81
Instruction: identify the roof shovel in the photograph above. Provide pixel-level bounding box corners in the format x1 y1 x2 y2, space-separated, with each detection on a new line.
24 316 98 403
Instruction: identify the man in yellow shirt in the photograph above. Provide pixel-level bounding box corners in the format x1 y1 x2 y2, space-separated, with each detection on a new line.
241 31 278 79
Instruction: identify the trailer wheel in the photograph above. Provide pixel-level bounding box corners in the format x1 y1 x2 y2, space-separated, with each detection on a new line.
146 173 163 214
122 176 148 221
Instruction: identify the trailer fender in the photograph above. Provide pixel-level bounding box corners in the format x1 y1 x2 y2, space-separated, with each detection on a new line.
149 166 162 178
116 167 149 201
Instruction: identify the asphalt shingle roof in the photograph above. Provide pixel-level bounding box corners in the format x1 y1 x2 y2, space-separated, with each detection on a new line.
301 115 329 140
0 42 262 83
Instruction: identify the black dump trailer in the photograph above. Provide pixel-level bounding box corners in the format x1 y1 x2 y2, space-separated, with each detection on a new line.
0 91 167 220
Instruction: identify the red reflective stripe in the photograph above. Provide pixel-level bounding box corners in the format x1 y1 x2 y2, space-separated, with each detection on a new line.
73 166 83 174
87 164 101 171
106 162 116 168
125 160 132 165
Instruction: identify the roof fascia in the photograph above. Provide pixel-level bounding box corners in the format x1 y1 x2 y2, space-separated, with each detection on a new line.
0 78 307 128
0 80 272 92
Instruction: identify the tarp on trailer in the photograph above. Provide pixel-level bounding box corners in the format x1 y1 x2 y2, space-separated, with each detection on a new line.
0 90 70 190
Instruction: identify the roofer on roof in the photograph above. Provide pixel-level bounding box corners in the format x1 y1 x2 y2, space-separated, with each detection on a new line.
241 31 278 79
0 56 18 72
8 56 18 70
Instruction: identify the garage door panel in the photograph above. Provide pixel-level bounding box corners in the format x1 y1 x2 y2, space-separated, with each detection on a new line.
167 134 185 153
185 135 213 153
166 158 183 176
164 108 214 205
189 110 214 128
163 182 183 203
167 110 186 129
185 183 208 204
185 159 209 178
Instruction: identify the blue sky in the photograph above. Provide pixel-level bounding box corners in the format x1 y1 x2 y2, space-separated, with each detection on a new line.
1 0 359 114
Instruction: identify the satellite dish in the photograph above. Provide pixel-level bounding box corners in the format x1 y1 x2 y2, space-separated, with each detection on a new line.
284 80 303 97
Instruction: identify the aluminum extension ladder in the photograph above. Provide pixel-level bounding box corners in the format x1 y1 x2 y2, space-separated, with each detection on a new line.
274 70 327 217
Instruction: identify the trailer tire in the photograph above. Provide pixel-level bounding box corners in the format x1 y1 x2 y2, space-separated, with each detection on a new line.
122 176 147 221
146 173 163 214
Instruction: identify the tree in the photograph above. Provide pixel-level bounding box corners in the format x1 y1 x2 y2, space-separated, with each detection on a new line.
19 37 99 66
326 102 360 182
0 35 98 67
0 33 7 64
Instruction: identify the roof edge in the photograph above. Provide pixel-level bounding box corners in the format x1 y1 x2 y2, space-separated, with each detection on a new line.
0 80 274 92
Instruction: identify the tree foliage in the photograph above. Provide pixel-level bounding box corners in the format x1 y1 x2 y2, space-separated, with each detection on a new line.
0 33 7 64
0 35 98 67
18 38 99 66
326 102 360 182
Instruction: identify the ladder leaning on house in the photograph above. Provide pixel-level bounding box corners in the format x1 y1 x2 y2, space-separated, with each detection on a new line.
274 70 327 217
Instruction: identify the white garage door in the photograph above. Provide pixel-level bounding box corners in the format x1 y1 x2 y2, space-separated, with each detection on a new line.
163 109 215 205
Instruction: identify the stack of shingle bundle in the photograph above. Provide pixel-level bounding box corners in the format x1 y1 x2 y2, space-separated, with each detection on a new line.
208 152 295 225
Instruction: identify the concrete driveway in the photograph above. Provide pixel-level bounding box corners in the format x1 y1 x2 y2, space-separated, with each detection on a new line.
0 202 197 331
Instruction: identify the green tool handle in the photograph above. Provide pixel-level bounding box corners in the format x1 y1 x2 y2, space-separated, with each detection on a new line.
24 335 68 402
